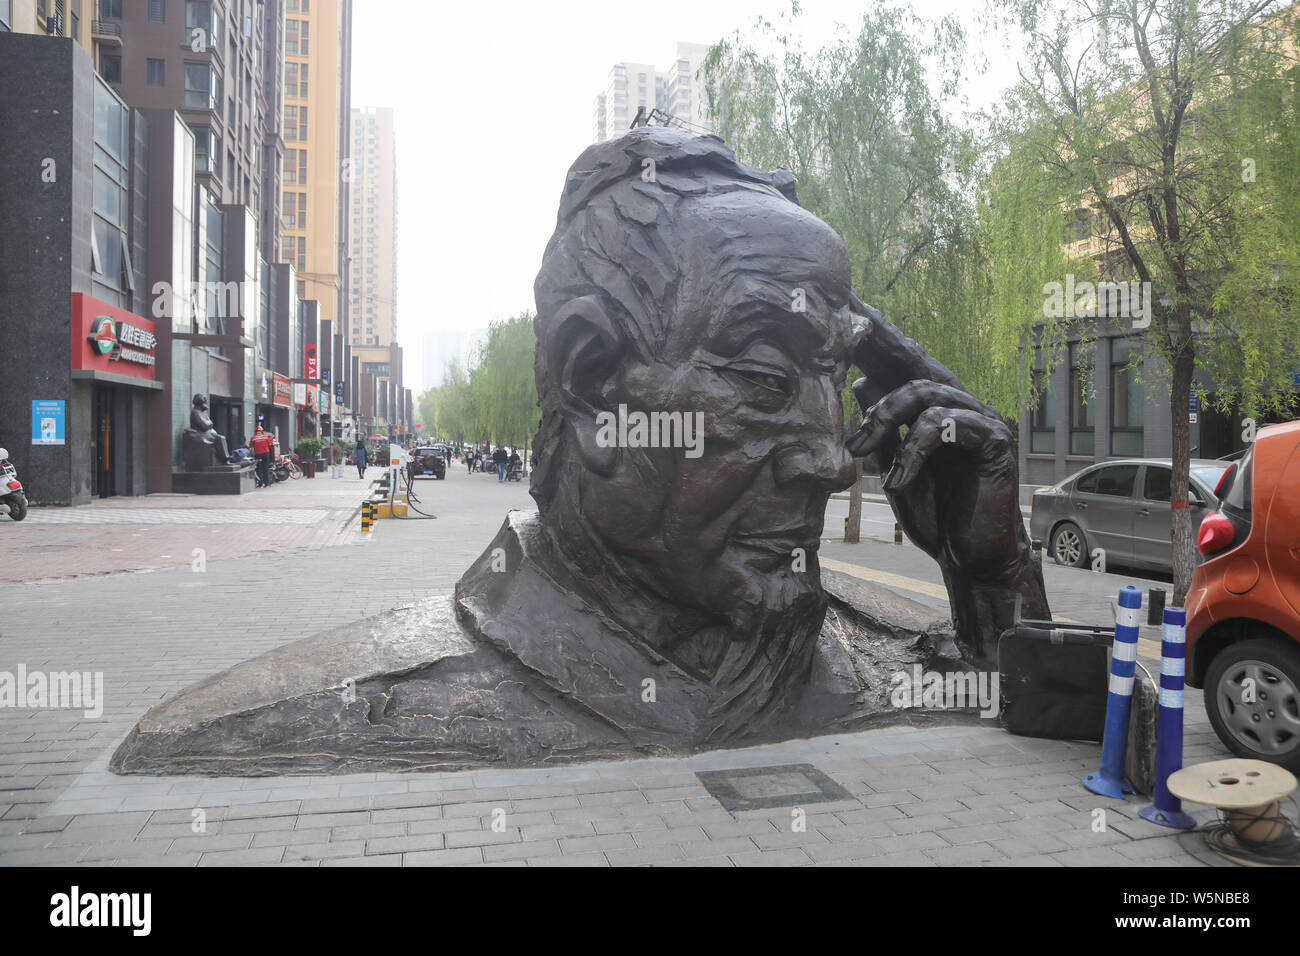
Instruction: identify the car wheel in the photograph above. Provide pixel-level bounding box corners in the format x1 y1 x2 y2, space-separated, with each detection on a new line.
1050 522 1087 568
1204 637 1300 773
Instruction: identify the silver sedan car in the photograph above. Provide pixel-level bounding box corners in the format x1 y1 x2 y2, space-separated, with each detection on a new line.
1030 458 1231 573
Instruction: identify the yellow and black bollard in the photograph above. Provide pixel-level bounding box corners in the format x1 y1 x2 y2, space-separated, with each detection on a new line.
893 522 903 545
361 501 373 533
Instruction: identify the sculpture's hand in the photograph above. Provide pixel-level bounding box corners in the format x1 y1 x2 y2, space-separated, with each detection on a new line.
845 298 1049 663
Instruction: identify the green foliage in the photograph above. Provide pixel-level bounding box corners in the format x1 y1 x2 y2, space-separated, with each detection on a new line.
416 313 539 449
295 437 326 460
985 0 1300 418
702 2 1022 418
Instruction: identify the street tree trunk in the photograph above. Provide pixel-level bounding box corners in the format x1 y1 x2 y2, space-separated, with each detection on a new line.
1169 317 1197 607
844 458 863 543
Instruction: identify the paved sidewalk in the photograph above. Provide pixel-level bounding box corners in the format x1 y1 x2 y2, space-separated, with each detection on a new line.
0 468 1235 866
0 475 375 583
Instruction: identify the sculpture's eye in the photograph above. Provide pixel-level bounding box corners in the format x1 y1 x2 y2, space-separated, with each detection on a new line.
730 366 792 394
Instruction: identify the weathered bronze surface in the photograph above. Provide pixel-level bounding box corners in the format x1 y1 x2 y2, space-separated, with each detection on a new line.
111 129 1048 775
181 393 232 472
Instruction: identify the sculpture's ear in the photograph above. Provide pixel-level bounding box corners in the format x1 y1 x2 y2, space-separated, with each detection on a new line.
542 295 624 475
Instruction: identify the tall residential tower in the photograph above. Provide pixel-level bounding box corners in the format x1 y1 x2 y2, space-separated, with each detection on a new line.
348 105 397 347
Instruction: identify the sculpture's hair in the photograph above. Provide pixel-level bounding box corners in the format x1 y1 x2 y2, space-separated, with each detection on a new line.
530 127 800 513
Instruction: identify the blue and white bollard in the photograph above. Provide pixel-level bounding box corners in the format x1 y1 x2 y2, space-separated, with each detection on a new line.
1139 607 1197 829
1083 585 1142 798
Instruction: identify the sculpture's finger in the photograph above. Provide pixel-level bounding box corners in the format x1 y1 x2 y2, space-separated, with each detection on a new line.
882 407 1011 491
847 380 999 457
849 297 965 396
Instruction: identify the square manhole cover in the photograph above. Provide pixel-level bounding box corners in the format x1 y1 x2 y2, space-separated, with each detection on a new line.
695 763 853 812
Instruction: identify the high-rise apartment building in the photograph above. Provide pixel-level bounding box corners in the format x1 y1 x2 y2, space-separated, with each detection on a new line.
280 0 351 331
592 41 712 142
348 105 397 347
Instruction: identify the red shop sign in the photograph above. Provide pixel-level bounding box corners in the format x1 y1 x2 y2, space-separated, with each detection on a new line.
70 293 158 381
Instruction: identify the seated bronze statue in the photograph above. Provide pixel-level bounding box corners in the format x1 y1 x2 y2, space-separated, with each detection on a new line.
112 129 1049 775
181 393 231 471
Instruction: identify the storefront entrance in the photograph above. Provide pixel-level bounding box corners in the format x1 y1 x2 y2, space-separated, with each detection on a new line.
91 384 118 498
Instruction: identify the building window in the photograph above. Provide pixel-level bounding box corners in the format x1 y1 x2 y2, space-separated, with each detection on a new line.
1111 337 1145 456
285 18 298 54
91 79 131 307
147 58 165 87
0 0 11 31
149 0 165 24
299 63 308 98
297 192 307 231
299 20 309 55
204 196 225 333
283 148 297 184
192 127 219 174
1030 350 1056 454
185 0 218 50
297 105 307 140
102 0 123 17
284 62 297 96
184 61 218 110
1069 341 1096 456
99 53 122 83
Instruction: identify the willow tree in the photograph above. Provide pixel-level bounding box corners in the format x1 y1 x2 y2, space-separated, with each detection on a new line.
702 4 1009 542
987 0 1300 602
469 313 539 452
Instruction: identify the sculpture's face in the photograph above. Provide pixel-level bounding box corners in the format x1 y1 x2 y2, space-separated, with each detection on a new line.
580 192 857 631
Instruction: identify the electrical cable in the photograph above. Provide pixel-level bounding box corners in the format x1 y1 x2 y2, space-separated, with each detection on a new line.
1200 793 1300 866
386 457 436 519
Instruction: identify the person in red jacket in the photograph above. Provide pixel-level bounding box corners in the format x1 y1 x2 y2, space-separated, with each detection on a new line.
250 426 275 487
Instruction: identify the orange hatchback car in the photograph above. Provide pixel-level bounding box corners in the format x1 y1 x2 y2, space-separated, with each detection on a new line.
1186 420 1300 771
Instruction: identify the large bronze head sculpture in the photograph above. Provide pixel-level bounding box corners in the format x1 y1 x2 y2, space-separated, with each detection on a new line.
110 128 1049 775
530 129 860 695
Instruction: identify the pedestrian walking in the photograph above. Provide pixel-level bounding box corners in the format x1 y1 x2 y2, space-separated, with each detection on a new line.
250 426 274 487
353 440 369 479
493 445 509 482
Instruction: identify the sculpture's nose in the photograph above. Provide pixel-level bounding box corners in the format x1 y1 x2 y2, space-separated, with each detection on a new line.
772 385 854 492
772 436 855 492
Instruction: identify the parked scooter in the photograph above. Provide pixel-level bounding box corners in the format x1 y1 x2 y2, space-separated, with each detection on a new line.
0 447 28 521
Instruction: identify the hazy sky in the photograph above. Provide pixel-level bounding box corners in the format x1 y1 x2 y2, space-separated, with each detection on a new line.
350 0 1027 391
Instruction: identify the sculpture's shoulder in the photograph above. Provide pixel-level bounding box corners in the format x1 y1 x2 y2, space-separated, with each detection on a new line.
820 567 940 635
804 567 967 725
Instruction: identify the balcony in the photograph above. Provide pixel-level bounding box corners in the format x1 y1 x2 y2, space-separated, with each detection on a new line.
92 20 123 46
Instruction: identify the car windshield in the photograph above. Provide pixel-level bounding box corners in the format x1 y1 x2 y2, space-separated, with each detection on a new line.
1192 464 1229 495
